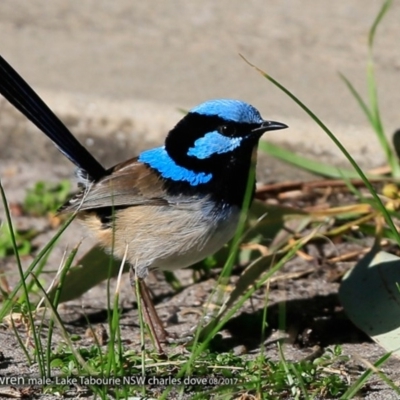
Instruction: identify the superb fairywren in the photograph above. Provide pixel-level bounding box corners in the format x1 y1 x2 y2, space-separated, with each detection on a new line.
0 56 287 350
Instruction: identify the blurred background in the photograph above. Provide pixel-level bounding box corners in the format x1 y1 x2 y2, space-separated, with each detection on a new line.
0 0 400 171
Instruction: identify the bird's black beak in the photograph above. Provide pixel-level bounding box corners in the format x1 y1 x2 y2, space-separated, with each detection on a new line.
252 120 288 134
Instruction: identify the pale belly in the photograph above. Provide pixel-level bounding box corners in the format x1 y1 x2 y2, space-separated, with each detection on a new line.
82 200 240 278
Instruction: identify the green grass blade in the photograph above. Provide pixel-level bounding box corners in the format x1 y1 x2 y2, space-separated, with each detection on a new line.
46 244 79 377
0 210 77 320
368 0 393 48
0 181 25 299
9 314 32 366
241 56 400 245
367 0 399 176
339 0 400 177
339 73 374 126
18 240 55 305
0 180 46 376
365 58 399 176
30 273 96 375
340 352 392 399
259 141 369 179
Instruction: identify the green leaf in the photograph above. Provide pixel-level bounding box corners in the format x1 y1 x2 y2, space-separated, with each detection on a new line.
339 248 400 356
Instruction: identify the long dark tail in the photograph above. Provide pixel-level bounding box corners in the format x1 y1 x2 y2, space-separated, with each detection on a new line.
0 56 106 181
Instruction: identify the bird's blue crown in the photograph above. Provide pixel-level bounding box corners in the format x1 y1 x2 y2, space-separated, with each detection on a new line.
190 99 264 124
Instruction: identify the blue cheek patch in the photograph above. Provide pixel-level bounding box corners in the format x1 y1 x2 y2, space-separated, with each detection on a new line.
138 147 212 186
187 131 242 159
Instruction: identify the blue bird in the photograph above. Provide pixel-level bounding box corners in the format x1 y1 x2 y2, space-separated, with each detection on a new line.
0 56 287 351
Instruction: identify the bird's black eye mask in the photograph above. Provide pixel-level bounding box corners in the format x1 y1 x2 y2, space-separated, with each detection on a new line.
165 112 259 161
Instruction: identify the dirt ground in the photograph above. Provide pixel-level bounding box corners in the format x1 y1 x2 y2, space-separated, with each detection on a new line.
1 129 400 398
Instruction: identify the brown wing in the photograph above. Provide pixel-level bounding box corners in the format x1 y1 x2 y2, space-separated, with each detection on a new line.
61 158 169 212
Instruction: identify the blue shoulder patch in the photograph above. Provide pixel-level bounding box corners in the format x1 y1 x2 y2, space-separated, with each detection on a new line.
187 130 242 159
190 99 264 124
138 147 212 186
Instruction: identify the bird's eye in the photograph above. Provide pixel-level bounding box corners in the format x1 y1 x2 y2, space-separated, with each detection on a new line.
219 125 236 136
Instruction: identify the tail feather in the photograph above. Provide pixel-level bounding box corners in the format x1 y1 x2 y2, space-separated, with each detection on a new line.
0 56 106 181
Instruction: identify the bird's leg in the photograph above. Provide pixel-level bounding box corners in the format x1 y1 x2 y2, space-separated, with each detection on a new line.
138 278 169 343
129 268 167 354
